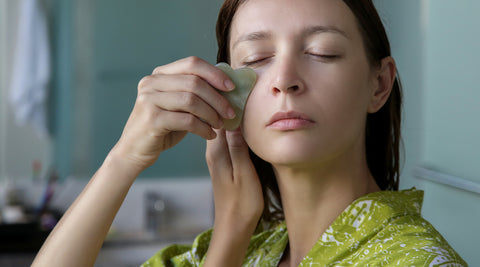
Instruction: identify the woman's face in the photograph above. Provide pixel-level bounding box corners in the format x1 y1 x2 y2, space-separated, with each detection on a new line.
229 0 378 169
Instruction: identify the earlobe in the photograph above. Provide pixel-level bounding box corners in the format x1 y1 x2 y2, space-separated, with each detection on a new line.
368 56 396 113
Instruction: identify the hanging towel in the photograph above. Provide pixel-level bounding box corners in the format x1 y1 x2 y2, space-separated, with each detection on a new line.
9 0 51 137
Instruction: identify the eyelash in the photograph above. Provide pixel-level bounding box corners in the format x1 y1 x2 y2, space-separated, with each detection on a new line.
243 53 339 66
243 57 271 67
308 53 339 60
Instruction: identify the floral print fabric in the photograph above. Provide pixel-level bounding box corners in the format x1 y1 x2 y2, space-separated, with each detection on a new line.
141 189 467 266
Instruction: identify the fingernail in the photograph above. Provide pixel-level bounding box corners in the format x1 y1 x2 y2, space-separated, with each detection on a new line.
227 108 236 119
224 79 235 91
217 119 224 129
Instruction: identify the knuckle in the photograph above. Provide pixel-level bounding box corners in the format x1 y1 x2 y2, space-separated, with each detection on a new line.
136 93 149 106
205 151 215 166
181 92 198 107
137 75 152 91
152 66 164 74
183 114 197 128
205 148 223 170
185 75 203 89
185 56 202 68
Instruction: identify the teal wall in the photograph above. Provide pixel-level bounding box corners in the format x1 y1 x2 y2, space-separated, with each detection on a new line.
53 0 224 178
423 1 480 183
421 1 480 264
91 0 223 178
374 0 480 264
51 0 74 179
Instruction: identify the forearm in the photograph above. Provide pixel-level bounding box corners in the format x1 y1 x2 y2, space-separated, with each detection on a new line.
32 152 141 267
203 217 258 267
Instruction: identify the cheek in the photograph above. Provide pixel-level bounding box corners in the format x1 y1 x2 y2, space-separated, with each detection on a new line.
240 83 272 154
321 60 372 110
241 87 263 132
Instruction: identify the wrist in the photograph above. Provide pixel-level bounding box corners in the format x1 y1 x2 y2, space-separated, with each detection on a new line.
103 147 144 182
205 216 258 267
212 214 260 250
214 213 260 234
213 202 263 232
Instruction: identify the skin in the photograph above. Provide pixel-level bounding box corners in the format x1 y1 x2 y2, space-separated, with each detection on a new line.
32 57 241 266
31 0 396 266
228 0 395 266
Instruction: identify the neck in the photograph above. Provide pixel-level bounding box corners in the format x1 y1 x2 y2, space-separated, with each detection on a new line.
273 146 380 267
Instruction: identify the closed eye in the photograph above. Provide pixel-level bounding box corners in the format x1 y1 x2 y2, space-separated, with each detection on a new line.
308 53 340 60
243 59 264 66
242 56 273 67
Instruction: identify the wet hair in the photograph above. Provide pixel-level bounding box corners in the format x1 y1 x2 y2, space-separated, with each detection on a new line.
216 0 402 222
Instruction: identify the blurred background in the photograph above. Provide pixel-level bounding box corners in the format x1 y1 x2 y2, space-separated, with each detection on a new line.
0 0 479 266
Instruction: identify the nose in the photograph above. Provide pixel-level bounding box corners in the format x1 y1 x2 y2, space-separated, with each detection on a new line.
270 58 305 95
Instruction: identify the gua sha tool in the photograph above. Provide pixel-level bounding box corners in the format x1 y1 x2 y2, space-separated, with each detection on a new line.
215 63 257 130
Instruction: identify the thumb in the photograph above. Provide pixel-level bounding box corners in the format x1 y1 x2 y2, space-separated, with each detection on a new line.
225 129 256 179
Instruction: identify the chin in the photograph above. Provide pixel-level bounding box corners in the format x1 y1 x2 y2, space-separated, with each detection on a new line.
243 126 339 167
252 141 324 168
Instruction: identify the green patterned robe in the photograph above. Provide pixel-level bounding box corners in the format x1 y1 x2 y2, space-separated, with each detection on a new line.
141 189 467 266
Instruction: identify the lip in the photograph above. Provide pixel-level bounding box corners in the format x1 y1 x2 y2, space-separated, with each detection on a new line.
267 111 315 130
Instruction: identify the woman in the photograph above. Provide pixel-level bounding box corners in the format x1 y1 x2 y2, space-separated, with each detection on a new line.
32 0 466 266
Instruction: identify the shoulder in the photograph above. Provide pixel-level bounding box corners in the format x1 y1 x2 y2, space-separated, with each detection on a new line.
366 215 467 266
319 189 467 266
364 189 466 266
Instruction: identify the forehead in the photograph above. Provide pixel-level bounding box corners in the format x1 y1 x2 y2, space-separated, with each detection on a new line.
230 0 360 43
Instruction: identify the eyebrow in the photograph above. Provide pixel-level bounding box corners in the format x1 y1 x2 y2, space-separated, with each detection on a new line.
231 25 350 49
301 25 350 40
231 31 272 50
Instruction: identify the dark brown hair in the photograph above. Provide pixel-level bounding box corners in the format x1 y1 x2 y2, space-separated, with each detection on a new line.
216 0 402 222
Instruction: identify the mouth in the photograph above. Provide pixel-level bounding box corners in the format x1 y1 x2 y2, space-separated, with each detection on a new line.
267 111 315 130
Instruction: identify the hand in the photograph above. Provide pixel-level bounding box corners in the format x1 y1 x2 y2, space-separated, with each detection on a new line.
204 128 264 267
206 128 264 229
111 56 236 174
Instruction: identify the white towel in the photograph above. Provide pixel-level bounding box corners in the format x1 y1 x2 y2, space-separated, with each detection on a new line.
9 0 51 137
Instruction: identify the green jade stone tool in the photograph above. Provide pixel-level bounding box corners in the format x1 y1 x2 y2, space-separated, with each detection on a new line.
216 62 257 131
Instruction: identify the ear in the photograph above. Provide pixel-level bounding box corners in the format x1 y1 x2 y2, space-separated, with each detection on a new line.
368 56 396 113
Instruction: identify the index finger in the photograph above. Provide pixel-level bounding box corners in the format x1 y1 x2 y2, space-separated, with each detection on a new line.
153 56 235 92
